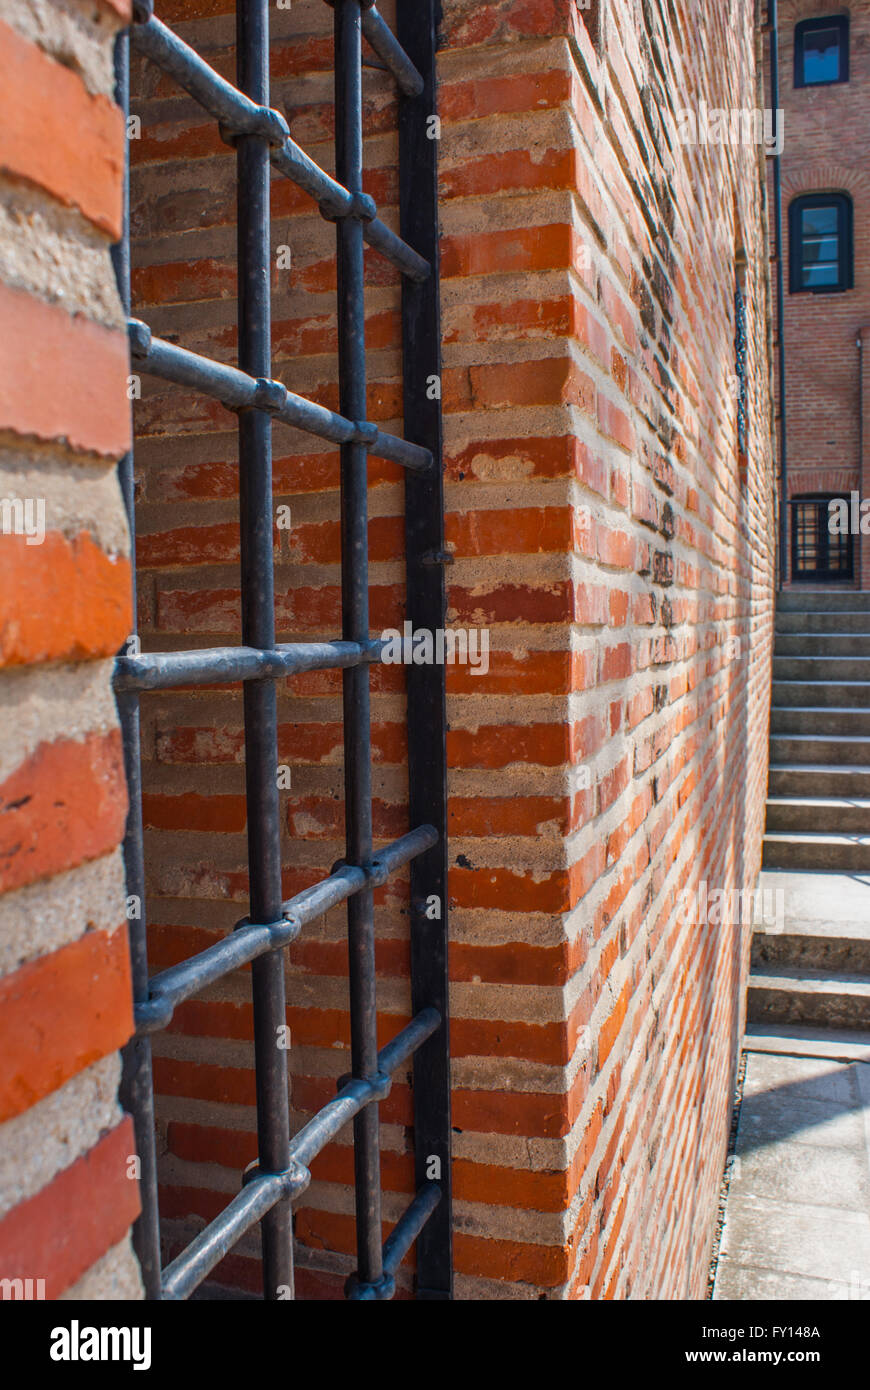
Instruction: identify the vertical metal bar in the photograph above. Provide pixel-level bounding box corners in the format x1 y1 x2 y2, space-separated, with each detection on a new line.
334 0 384 1290
397 0 453 1299
236 0 294 1299
113 30 163 1301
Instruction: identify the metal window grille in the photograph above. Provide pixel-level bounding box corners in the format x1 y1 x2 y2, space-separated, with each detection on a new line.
789 495 854 583
113 0 451 1301
734 282 748 458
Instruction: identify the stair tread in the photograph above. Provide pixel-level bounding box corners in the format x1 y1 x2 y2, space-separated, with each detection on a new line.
744 1023 870 1061
769 762 870 774
764 831 870 844
749 967 870 992
766 796 870 809
770 705 870 714
770 732 870 743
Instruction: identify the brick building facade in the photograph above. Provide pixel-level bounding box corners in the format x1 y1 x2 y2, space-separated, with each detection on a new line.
0 0 776 1300
767 1 870 586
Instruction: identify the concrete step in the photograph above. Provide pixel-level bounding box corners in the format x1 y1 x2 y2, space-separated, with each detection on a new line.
777 589 870 612
770 706 870 737
769 733 870 766
746 965 870 1030
763 831 870 871
777 609 870 633
751 872 870 970
765 796 870 835
772 679 870 709
753 922 870 973
743 1022 870 1062
775 632 870 658
773 655 870 682
768 763 870 798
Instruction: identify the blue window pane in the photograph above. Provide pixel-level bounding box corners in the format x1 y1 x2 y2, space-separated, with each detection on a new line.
803 235 840 265
803 261 839 287
802 28 841 83
801 206 837 238
799 202 842 287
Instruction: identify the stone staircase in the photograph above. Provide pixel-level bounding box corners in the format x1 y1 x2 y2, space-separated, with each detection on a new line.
748 589 870 1036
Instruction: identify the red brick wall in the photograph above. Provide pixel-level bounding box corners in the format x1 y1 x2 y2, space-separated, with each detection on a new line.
0 0 142 1299
767 0 870 585
130 0 775 1298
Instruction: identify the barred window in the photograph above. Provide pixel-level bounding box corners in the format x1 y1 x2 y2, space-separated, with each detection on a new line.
794 15 849 88
789 193 853 294
734 281 748 458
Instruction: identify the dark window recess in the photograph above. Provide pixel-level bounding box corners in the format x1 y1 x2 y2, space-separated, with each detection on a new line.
112 0 451 1301
789 193 853 294
790 495 854 582
794 15 849 87
734 282 748 457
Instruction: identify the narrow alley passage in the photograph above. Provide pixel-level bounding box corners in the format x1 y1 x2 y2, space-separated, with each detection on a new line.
715 591 870 1298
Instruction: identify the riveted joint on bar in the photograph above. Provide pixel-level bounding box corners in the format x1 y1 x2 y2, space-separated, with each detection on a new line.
335 1069 392 1100
251 377 288 414
270 911 303 948
319 191 377 224
134 992 175 1037
352 420 379 447
365 854 391 888
232 910 303 949
128 317 152 360
345 1272 396 1301
218 106 290 150
241 1161 311 1201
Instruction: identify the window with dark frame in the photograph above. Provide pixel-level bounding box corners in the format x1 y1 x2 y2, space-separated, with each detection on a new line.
734 277 748 459
794 15 849 87
789 193 853 294
790 495 854 582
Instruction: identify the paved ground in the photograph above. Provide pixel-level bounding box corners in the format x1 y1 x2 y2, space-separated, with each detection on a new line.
713 1027 870 1300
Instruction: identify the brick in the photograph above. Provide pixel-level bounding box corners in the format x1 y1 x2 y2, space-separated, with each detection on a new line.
0 532 131 668
0 282 130 458
0 1119 139 1298
0 730 127 894
0 21 124 238
0 926 132 1122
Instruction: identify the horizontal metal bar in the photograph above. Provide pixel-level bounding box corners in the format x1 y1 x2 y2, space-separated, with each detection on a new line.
134 831 438 1035
362 6 424 97
135 866 367 1034
290 1007 441 1168
160 1166 309 1300
133 15 285 143
383 1185 442 1277
155 997 440 1299
363 822 439 888
131 15 429 281
376 1003 441 1074
128 321 432 471
114 639 380 693
290 1075 387 1169
135 914 301 1036
345 1184 442 1299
